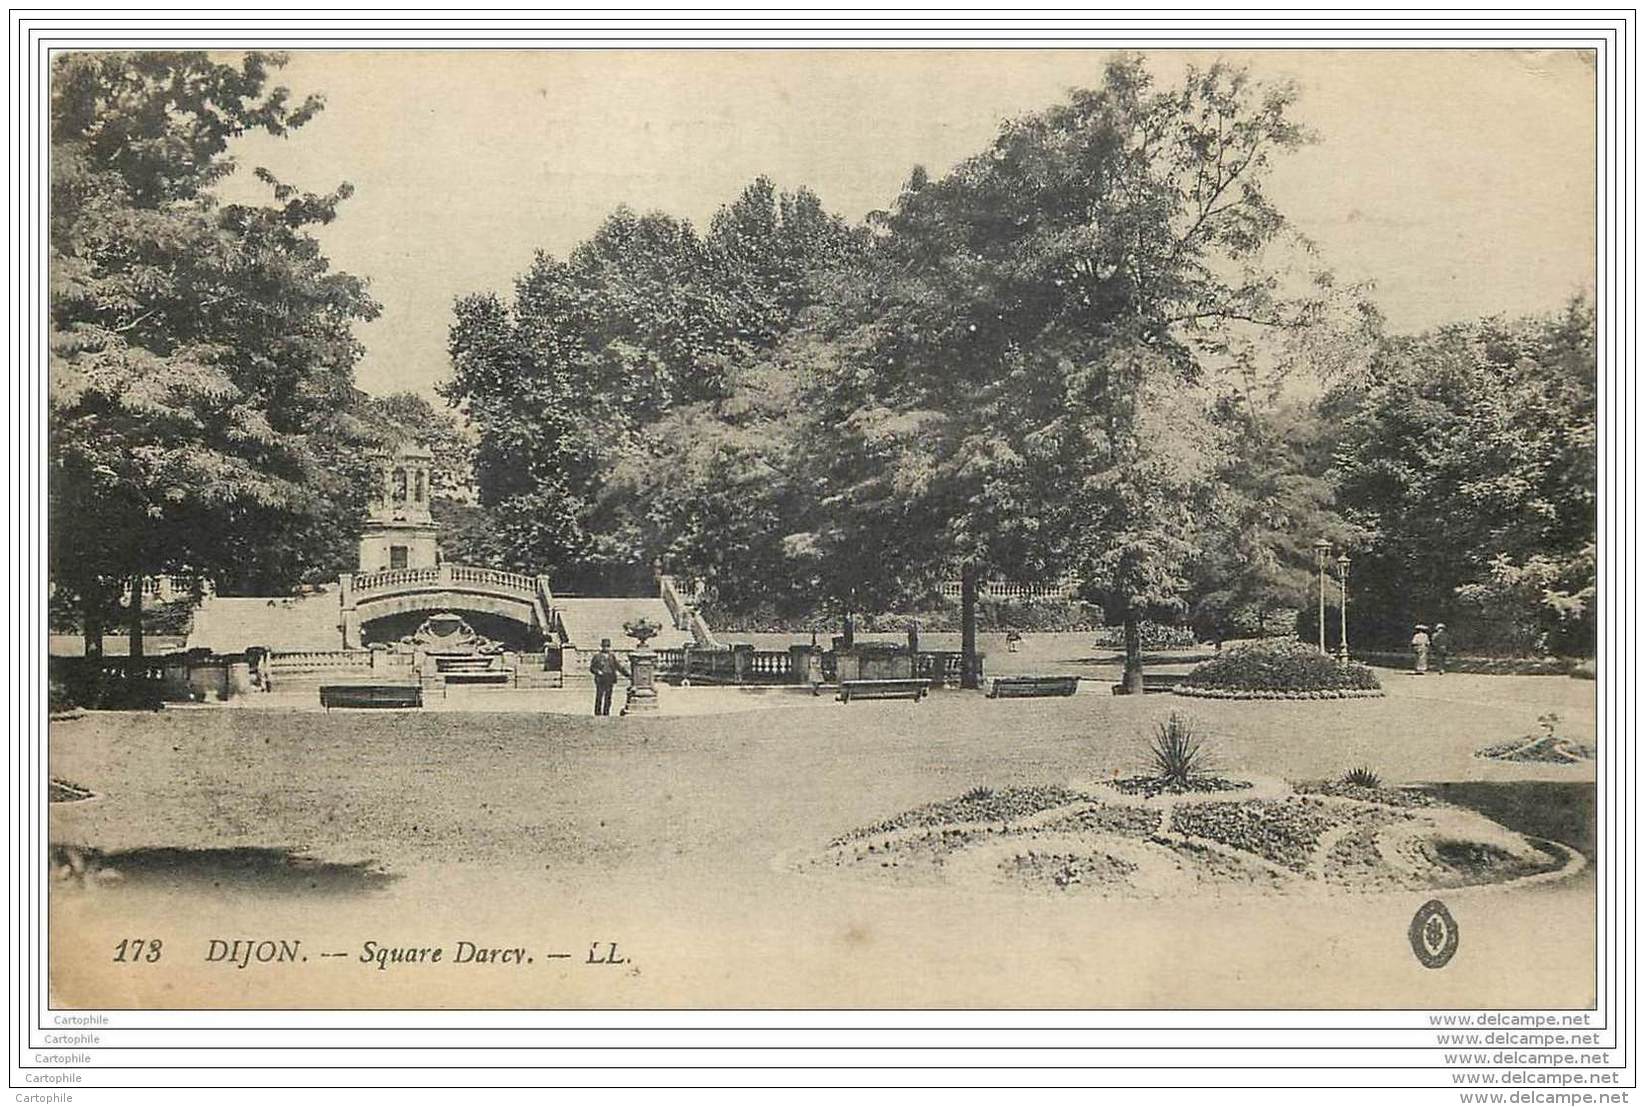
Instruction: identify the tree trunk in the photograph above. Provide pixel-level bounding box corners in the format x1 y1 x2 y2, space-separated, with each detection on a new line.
128 574 144 659
83 603 104 660
960 562 980 690
1122 609 1144 694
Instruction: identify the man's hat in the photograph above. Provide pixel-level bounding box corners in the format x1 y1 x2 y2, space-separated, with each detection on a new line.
1415 623 1430 630
1435 623 1446 629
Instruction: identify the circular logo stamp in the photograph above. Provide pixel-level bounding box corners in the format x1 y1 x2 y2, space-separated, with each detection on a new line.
1409 899 1460 969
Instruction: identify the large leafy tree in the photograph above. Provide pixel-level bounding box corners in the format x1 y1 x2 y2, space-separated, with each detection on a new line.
1329 299 1597 655
49 51 379 653
1186 398 1359 644
596 354 818 615
444 177 863 592
797 55 1324 686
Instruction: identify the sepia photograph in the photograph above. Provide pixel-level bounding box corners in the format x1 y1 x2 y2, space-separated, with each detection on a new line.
43 46 1600 1012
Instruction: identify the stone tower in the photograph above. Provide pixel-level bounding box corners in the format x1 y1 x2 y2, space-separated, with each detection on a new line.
358 442 439 573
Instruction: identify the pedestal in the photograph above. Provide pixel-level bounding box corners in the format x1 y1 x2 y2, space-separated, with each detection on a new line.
789 644 824 687
622 648 659 714
225 658 254 699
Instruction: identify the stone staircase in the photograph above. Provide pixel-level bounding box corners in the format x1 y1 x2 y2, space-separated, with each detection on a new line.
552 597 694 653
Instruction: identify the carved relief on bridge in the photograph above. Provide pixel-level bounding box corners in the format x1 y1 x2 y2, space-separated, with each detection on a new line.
393 612 503 656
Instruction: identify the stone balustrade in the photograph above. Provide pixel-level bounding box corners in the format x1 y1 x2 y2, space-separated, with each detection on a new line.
349 564 538 599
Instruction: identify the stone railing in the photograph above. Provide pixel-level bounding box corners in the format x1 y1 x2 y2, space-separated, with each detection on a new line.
350 564 537 599
269 650 374 671
745 649 794 681
658 574 692 630
351 566 441 596
938 578 1081 602
447 565 537 594
914 650 974 687
654 645 795 685
684 608 722 649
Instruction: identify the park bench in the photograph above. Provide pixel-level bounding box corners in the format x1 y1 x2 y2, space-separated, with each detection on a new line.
1110 674 1184 695
837 678 928 704
989 675 1081 698
319 684 423 711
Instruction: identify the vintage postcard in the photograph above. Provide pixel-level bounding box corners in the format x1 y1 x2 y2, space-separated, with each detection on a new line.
43 46 1600 1014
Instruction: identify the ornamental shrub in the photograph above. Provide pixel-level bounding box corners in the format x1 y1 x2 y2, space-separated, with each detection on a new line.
1179 638 1382 693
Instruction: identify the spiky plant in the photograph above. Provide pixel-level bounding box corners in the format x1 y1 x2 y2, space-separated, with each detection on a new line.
1342 766 1382 789
1147 713 1211 790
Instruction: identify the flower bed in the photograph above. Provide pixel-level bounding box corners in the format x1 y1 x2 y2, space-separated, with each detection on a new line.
816 782 1573 894
1175 639 1383 698
1353 651 1579 676
1035 804 1163 837
829 784 1093 845
1293 780 1437 808
1476 735 1596 764
1174 686 1384 700
1108 775 1253 799
1169 798 1339 872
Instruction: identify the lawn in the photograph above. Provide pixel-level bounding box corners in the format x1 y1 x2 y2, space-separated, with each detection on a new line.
46 668 1598 1010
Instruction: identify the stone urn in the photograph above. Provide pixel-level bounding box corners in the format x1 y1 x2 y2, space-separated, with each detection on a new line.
620 617 662 715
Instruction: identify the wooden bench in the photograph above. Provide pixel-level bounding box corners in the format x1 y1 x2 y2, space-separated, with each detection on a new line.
1110 674 1184 695
838 678 928 704
989 675 1081 698
319 684 423 711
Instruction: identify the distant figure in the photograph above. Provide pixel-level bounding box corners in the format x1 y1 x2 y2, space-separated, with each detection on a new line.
588 638 628 717
1430 623 1451 675
1006 629 1023 653
1411 624 1431 675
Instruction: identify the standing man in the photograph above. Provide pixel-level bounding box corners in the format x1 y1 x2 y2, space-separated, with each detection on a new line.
589 637 628 716
1430 622 1451 675
1410 623 1431 675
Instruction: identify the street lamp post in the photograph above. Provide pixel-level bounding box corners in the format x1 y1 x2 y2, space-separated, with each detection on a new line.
1313 538 1333 655
1337 552 1351 662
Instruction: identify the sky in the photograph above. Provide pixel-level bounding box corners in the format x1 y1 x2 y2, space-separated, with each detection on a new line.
218 48 1598 399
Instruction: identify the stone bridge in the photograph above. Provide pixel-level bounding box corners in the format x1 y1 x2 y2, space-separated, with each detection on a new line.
338 565 555 649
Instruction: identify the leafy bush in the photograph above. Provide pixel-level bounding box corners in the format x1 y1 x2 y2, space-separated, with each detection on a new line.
48 676 79 714
1179 639 1382 693
1092 620 1201 650
700 600 1107 634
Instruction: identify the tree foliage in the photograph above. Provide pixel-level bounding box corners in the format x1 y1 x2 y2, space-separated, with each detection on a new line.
784 56 1324 678
49 51 379 646
1186 398 1361 643
444 176 864 592
1328 299 1597 654
434 53 1594 669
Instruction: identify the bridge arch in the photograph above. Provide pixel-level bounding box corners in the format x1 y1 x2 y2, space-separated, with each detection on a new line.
339 566 554 650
